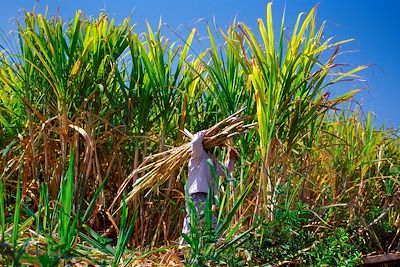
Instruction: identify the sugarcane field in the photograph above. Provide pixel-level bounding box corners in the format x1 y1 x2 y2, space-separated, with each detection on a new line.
0 1 399 266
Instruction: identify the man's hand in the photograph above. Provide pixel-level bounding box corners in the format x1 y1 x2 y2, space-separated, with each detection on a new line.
212 204 218 213
228 147 239 160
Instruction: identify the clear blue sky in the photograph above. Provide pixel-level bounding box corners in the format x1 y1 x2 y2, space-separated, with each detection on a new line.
1 0 399 128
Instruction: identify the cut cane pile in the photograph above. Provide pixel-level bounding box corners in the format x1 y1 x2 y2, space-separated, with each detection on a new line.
109 109 256 211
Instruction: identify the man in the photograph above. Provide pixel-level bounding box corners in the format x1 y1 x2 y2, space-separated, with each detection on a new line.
180 130 238 244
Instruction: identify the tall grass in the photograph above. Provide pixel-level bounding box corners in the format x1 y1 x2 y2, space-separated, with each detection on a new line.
0 178 5 240
234 3 366 219
0 4 398 265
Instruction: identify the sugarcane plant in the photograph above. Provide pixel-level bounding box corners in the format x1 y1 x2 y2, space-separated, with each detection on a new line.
0 3 398 265
233 3 366 219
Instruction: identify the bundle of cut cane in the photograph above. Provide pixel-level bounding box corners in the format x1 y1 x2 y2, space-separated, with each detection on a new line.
109 108 256 211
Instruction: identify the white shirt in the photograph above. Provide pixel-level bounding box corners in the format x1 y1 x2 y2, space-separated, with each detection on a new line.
187 131 234 195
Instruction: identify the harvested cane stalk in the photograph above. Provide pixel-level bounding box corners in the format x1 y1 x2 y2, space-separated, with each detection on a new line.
109 108 256 212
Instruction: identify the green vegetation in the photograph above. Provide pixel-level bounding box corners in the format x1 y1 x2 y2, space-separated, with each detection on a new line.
0 3 399 266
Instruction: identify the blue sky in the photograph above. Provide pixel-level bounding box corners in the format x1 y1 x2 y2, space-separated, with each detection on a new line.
1 0 399 128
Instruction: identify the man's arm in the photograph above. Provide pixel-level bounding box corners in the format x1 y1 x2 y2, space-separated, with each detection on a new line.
213 147 238 178
225 147 239 174
191 130 206 160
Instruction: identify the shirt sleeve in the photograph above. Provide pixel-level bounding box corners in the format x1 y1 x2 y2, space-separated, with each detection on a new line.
191 130 206 160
